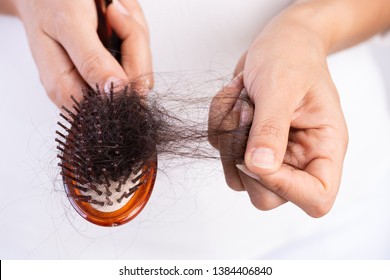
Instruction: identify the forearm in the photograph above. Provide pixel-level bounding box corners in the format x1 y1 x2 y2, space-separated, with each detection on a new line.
281 0 390 53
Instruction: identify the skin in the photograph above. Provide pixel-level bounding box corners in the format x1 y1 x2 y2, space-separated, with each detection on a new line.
209 0 390 217
0 0 152 109
1 0 390 217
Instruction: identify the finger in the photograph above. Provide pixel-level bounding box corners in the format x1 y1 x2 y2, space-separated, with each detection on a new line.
115 0 150 32
244 82 294 175
221 160 245 191
218 98 245 191
236 165 287 210
218 94 255 192
254 83 347 217
28 32 84 109
208 73 244 149
107 0 153 92
54 17 128 93
260 155 343 217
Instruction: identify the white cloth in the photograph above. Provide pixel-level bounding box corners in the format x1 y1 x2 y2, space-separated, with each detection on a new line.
0 0 390 259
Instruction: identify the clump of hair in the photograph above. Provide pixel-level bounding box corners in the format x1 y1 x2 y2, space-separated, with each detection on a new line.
56 84 253 187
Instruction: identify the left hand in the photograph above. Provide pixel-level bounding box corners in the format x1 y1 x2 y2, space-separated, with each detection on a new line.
208 6 349 217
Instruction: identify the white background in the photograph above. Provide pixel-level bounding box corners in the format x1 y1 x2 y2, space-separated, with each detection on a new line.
1 0 390 259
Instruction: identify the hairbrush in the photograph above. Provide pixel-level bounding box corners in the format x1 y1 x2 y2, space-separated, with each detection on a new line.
55 0 157 227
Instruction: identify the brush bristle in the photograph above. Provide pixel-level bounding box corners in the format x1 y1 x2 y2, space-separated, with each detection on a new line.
56 84 159 209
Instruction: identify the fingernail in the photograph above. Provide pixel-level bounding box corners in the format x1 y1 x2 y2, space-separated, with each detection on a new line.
113 0 130 16
251 148 275 169
236 164 261 182
104 77 122 95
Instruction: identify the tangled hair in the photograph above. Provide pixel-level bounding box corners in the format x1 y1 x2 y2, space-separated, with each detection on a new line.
57 84 253 183
55 83 253 226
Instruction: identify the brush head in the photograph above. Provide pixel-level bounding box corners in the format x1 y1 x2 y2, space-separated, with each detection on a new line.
56 85 158 226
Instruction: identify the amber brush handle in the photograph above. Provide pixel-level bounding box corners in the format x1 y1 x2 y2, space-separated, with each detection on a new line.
95 0 122 63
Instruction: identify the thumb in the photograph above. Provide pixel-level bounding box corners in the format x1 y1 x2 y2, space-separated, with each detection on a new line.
244 92 292 175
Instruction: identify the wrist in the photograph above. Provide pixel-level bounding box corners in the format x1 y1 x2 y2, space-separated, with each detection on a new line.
283 0 390 53
273 2 336 54
251 4 331 64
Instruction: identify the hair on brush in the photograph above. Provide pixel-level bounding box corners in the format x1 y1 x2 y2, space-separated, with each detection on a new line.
55 0 253 227
56 83 253 226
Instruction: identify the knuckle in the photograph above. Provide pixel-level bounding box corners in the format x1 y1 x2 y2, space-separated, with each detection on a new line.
250 118 285 142
78 52 104 81
40 75 58 104
41 71 74 108
47 13 71 38
125 20 147 41
224 175 236 189
308 198 333 218
250 194 281 211
224 175 243 191
44 82 63 107
245 65 288 98
46 89 58 105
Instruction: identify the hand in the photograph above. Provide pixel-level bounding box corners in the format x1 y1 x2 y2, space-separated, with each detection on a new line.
209 7 348 217
13 0 152 108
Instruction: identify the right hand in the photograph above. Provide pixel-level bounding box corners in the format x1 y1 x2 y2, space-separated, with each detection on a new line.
14 0 152 108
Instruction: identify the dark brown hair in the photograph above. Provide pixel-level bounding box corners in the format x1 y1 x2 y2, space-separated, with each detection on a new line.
56 84 253 185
